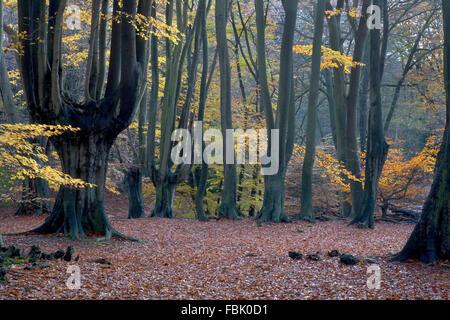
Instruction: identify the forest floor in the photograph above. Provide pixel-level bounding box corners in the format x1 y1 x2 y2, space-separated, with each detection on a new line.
0 192 449 300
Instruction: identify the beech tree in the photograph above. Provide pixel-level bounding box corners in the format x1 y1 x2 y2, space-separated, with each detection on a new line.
144 0 204 218
18 0 150 239
255 0 298 223
325 0 370 218
392 0 450 263
215 0 242 219
350 0 389 228
194 0 213 221
299 0 326 222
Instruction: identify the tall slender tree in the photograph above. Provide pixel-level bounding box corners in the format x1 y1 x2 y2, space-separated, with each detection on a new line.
326 0 370 218
299 0 326 222
146 0 202 218
194 0 212 221
216 0 241 219
255 0 298 223
350 0 389 228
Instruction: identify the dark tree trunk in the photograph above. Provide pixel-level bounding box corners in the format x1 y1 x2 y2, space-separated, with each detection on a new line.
1 1 51 216
381 202 388 219
17 0 148 239
299 0 326 222
326 1 351 218
126 167 145 219
359 45 369 154
151 181 176 218
254 0 298 223
350 0 389 228
32 134 122 239
392 0 450 263
195 162 209 221
216 0 241 220
194 0 209 222
343 0 369 219
257 173 289 223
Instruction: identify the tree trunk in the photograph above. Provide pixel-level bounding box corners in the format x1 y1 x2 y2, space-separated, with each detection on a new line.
32 134 122 239
392 0 450 262
255 0 298 223
216 0 241 220
299 0 326 222
151 181 176 218
195 162 209 221
16 0 146 239
381 202 388 219
326 1 351 218
194 0 210 222
350 2 389 228
257 174 289 223
359 45 369 154
324 69 337 148
126 167 145 219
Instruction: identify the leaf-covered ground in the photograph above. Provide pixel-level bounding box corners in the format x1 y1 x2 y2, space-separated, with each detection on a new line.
0 196 449 300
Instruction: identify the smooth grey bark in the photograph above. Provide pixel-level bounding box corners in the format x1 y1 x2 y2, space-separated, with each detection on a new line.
299 0 326 222
0 0 18 124
145 0 159 174
392 0 450 263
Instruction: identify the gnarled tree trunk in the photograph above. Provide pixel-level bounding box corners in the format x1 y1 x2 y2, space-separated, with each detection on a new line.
32 134 118 238
18 0 148 239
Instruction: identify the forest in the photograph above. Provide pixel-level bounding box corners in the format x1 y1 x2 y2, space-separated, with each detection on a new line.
0 0 449 301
